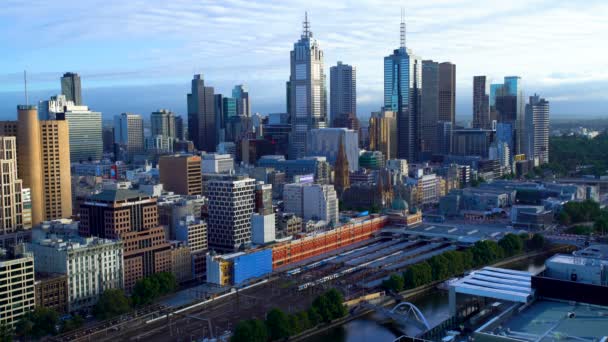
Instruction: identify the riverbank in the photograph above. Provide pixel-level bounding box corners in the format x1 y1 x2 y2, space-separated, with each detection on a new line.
298 244 573 342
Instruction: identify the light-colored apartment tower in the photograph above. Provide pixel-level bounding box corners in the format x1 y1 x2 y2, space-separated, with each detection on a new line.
0 137 25 235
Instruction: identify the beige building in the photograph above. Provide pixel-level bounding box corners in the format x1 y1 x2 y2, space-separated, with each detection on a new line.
0 137 25 236
0 105 72 226
0 253 36 327
369 110 397 160
159 154 202 196
170 242 192 283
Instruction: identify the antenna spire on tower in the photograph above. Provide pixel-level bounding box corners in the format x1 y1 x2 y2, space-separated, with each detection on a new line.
303 11 311 37
23 70 28 106
400 8 406 48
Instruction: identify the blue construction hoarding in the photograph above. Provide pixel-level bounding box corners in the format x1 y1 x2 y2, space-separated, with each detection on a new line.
233 249 272 285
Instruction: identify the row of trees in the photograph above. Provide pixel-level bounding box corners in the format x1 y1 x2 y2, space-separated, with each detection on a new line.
558 200 608 235
8 307 84 340
94 272 178 319
548 133 608 176
383 233 546 292
231 289 347 342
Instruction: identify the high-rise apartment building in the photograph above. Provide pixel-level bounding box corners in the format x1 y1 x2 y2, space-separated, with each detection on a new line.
232 85 251 117
0 106 72 225
206 176 255 252
0 251 35 327
0 137 25 237
151 109 176 138
288 13 328 159
384 16 422 161
330 61 356 126
39 94 103 162
187 74 216 152
79 190 171 290
158 154 202 195
61 72 82 105
473 76 491 129
524 94 550 164
438 62 456 124
114 113 144 159
369 110 397 160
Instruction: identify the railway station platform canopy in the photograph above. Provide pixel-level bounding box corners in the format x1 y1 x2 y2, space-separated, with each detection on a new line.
449 267 534 315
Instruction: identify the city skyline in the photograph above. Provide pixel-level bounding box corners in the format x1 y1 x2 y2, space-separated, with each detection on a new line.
1 1 607 119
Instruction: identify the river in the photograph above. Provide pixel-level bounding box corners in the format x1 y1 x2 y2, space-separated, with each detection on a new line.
305 256 547 342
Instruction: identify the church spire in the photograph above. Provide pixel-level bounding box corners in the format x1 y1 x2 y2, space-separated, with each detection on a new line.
334 137 350 197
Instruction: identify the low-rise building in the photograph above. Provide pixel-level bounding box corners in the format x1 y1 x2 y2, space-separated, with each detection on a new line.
35 273 68 314
206 249 272 286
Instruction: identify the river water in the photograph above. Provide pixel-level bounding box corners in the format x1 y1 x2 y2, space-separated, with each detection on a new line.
306 256 547 342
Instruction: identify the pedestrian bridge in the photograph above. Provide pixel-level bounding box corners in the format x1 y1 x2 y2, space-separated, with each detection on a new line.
361 301 430 332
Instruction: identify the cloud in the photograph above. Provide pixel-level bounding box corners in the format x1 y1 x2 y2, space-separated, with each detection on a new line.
0 0 607 118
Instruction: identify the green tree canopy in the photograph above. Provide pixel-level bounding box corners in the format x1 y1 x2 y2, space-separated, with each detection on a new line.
266 308 290 340
93 289 131 320
231 319 267 342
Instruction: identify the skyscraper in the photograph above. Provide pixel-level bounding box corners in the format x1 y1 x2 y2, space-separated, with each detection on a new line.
159 154 202 196
151 109 176 138
494 76 524 154
0 137 25 237
60 72 82 105
525 94 550 164
438 62 455 123
420 60 439 157
369 110 397 160
384 15 422 161
330 61 356 127
206 176 255 252
0 105 72 225
232 85 251 117
187 74 216 152
174 115 186 141
39 94 103 162
473 76 490 129
114 113 144 159
289 13 328 159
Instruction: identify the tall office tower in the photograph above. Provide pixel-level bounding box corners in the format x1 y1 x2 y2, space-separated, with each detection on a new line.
158 154 202 195
283 183 338 225
494 76 524 154
330 61 356 126
384 15 422 161
102 126 114 153
79 190 171 290
438 62 456 124
114 113 144 159
174 115 185 141
436 121 453 156
187 74 216 152
206 176 255 252
214 94 225 142
473 76 491 129
333 137 350 196
254 182 273 215
232 85 251 117
525 94 550 164
0 137 25 237
60 72 82 105
307 128 359 171
420 60 439 157
0 252 35 327
369 110 397 160
39 94 103 162
150 109 176 138
288 13 328 159
0 106 72 225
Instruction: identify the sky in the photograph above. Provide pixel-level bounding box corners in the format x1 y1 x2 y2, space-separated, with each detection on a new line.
1 0 607 121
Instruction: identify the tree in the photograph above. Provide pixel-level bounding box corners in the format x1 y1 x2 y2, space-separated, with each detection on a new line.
231 319 267 342
307 307 322 327
288 314 302 335
594 217 608 235
324 289 347 320
498 234 524 257
15 307 59 338
266 308 290 340
382 274 404 292
93 289 131 320
296 311 312 331
61 314 84 333
529 233 546 250
0 324 13 342
131 273 177 307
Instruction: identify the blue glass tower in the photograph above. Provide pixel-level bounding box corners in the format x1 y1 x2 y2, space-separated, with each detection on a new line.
384 14 422 161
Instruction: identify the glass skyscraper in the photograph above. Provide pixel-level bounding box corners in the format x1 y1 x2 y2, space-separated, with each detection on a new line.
384 17 422 161
493 76 524 155
288 13 327 159
61 72 82 106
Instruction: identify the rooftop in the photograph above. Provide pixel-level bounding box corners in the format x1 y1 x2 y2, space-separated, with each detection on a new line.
88 189 150 202
450 267 534 304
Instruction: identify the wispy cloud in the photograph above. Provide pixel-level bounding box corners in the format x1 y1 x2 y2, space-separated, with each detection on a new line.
0 0 607 117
